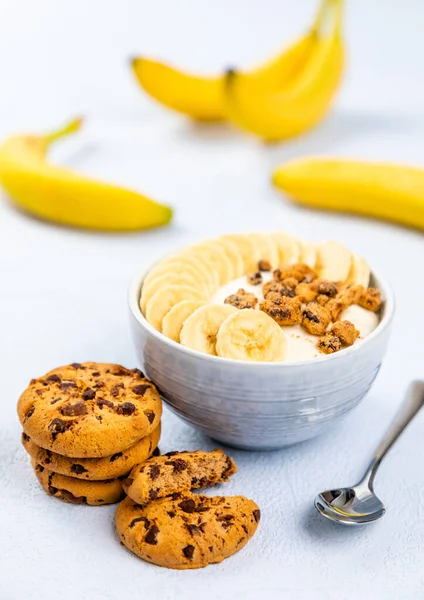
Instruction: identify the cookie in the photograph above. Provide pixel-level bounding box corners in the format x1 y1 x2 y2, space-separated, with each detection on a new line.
32 461 125 505
18 363 162 457
115 493 260 569
123 449 236 505
22 424 161 481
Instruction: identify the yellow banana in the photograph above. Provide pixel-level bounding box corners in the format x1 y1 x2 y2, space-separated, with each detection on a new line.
0 118 172 231
130 0 332 121
224 0 344 141
272 157 424 230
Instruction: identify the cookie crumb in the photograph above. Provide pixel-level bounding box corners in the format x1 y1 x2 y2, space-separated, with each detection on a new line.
295 282 318 303
224 288 258 310
316 294 330 306
301 302 331 335
326 285 364 321
358 287 382 312
317 333 342 354
274 263 317 284
332 320 360 346
263 280 296 299
260 296 302 326
246 272 262 286
258 259 272 271
317 281 338 298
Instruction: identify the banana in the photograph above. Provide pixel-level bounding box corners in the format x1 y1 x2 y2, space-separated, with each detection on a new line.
273 156 424 231
162 300 206 343
219 234 260 272
140 272 205 314
298 238 317 267
214 238 245 279
0 118 172 230
247 233 280 269
224 0 344 141
216 309 286 362
144 254 218 295
130 0 332 121
180 304 237 355
346 254 370 287
188 241 235 285
316 241 351 281
270 231 300 266
145 285 205 331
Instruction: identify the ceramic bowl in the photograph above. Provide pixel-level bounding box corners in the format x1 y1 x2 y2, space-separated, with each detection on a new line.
129 266 394 451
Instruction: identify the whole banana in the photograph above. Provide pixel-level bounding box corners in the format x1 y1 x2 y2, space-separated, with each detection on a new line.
273 157 424 230
224 0 344 141
130 0 333 121
0 118 172 231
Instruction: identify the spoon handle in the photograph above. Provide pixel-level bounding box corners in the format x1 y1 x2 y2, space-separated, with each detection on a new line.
362 380 424 487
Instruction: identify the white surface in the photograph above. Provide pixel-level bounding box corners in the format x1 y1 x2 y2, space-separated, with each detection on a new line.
1 0 424 598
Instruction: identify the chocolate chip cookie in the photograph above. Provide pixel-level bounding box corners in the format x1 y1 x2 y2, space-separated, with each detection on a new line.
18 363 162 457
115 493 260 569
33 461 125 505
22 424 160 481
122 449 236 505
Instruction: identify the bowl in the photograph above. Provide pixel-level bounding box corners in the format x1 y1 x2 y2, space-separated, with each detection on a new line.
129 265 394 451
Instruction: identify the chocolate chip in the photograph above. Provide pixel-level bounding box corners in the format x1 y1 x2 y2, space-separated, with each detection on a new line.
164 451 180 457
182 545 195 559
48 485 58 495
50 398 61 405
21 432 30 443
186 524 201 537
149 465 160 480
131 368 144 377
148 489 158 501
122 478 133 489
35 389 44 396
152 447 160 457
208 546 213 552
197 476 208 488
91 371 100 377
144 411 155 424
178 499 196 513
145 525 159 545
83 388 96 401
94 381 105 388
111 383 124 397
45 374 61 383
303 309 320 323
191 477 198 485
70 363 84 369
35 464 44 472
59 489 87 504
48 418 71 440
194 505 210 513
24 406 35 421
109 452 123 462
165 459 188 473
60 380 77 391
132 384 150 396
30 378 37 385
253 509 261 522
130 517 149 529
96 399 114 409
242 524 248 534
167 511 176 518
112 366 131 377
71 464 88 475
61 401 87 417
116 402 135 416
95 415 102 422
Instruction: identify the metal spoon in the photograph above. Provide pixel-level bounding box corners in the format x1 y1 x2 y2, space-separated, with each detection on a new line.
315 380 424 525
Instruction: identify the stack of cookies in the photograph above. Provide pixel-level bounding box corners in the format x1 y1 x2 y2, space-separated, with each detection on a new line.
18 362 162 505
116 449 261 569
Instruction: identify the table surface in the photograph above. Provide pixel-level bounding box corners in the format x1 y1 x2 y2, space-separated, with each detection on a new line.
1 1 424 598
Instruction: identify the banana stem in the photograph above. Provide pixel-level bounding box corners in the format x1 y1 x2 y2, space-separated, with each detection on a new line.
44 117 84 145
312 0 343 38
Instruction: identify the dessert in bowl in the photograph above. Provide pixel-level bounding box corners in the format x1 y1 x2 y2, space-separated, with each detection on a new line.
129 232 394 450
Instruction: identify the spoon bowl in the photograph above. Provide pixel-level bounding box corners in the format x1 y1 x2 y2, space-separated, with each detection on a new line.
315 485 386 526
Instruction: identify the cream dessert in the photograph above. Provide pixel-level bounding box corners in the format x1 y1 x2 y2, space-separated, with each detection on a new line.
139 232 383 363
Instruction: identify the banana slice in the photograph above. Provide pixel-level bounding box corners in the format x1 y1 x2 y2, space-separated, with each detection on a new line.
317 241 352 282
145 285 205 331
346 253 370 287
140 272 205 314
215 238 245 278
220 233 259 272
298 238 317 268
247 233 280 269
270 231 300 266
188 240 235 285
216 309 286 362
143 253 219 293
162 300 206 342
180 304 237 355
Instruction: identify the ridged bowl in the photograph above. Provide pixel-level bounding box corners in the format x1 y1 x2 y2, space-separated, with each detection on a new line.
129 267 394 451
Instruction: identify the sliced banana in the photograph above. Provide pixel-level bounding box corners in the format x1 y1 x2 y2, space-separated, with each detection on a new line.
180 304 237 355
188 240 235 285
346 253 370 287
247 233 279 269
216 309 286 362
215 238 245 278
145 285 205 331
317 241 352 282
141 272 205 314
162 300 206 342
219 233 259 273
298 238 317 268
144 255 216 293
270 231 300 266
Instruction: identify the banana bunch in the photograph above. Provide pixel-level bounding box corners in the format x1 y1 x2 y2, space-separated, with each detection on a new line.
273 157 424 231
131 0 344 141
0 118 172 231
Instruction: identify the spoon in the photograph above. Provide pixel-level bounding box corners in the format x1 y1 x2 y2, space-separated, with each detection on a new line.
315 380 424 525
